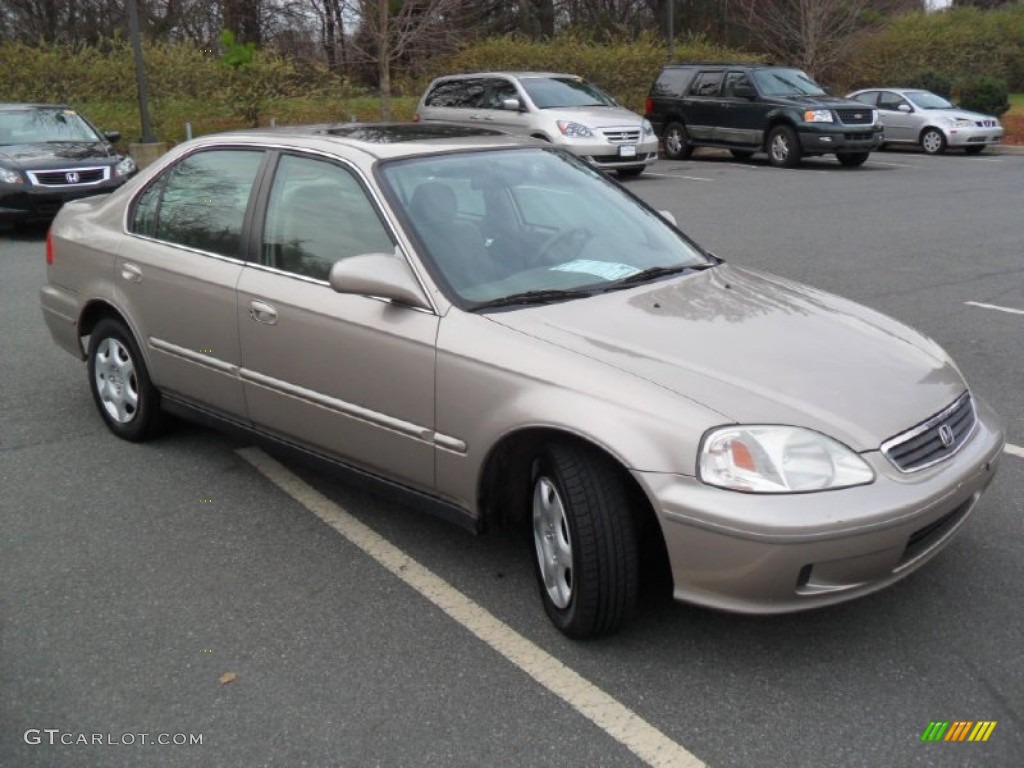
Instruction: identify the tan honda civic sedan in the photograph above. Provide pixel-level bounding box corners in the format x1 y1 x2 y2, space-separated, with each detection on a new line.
40 124 1004 638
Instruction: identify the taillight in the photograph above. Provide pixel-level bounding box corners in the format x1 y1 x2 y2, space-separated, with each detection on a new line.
46 228 54 265
412 113 421 123
644 97 653 115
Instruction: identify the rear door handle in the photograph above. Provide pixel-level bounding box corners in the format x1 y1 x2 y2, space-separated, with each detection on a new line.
249 300 278 325
120 263 142 283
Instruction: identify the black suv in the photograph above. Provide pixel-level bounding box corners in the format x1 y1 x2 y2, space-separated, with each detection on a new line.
645 64 883 168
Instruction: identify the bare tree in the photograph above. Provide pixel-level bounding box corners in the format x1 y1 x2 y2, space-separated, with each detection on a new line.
348 0 475 119
732 0 906 75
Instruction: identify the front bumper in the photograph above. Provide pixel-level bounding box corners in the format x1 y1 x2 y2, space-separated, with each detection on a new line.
635 397 1005 613
559 137 660 169
945 125 1005 148
798 124 883 154
0 179 123 223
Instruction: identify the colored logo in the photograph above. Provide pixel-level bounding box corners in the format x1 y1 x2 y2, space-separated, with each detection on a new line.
921 721 997 742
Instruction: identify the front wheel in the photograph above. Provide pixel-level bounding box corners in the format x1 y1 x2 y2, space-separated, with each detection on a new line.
767 125 802 168
531 443 638 638
87 317 163 441
837 152 870 167
920 128 947 155
663 121 694 160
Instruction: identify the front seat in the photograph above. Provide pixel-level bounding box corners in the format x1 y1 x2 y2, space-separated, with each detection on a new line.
408 181 496 292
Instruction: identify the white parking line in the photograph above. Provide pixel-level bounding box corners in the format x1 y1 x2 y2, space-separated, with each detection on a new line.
237 447 705 768
1006 444 1024 460
871 160 921 168
645 172 715 182
964 301 1024 316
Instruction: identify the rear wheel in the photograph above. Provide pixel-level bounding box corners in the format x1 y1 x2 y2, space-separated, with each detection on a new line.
964 145 986 155
920 128 947 155
531 443 638 638
87 317 163 441
663 121 693 160
767 125 802 168
837 152 870 167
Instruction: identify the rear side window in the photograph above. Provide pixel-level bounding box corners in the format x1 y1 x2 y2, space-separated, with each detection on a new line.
650 69 693 99
852 92 879 106
130 149 263 258
424 78 489 108
690 72 724 96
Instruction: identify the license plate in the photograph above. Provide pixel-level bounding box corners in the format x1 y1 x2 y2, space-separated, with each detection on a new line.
618 145 637 158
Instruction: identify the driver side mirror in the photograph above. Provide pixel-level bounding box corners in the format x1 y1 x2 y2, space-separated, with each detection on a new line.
329 252 431 310
502 98 523 112
104 130 121 143
897 103 912 113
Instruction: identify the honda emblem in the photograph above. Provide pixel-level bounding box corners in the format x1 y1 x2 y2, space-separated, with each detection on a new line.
65 171 80 183
938 424 954 448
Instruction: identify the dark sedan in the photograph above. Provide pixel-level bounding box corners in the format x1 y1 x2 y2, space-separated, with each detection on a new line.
0 103 137 225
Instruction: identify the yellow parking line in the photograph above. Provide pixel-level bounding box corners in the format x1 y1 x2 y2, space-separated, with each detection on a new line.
237 447 705 768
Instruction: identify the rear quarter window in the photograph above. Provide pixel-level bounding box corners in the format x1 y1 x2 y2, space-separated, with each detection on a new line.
651 69 693 99
424 78 488 108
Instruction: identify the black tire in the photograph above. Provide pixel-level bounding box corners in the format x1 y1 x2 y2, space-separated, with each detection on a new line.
729 149 755 160
530 443 638 638
766 124 802 168
837 152 870 167
663 121 693 160
964 145 986 155
616 166 645 178
920 127 947 155
87 317 163 441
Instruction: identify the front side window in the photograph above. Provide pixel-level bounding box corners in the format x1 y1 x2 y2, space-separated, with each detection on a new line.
905 91 954 110
878 92 909 111
851 92 879 107
130 149 263 258
262 154 394 281
380 148 710 305
722 71 752 98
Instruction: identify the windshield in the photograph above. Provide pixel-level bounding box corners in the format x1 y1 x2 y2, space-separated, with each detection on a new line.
520 76 617 109
379 148 709 307
905 91 954 110
752 69 826 97
0 108 102 145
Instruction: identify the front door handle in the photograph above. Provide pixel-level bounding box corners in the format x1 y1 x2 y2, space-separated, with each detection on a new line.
249 300 278 325
120 263 142 283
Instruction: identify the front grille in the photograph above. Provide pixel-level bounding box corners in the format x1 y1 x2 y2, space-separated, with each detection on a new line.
881 393 976 472
836 109 874 125
601 129 641 144
27 166 109 187
843 133 876 142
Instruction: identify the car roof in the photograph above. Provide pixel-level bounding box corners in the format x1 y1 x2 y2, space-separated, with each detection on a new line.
433 71 582 81
185 122 540 161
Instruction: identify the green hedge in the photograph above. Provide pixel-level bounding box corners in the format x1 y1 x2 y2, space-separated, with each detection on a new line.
422 32 763 113
846 5 1024 93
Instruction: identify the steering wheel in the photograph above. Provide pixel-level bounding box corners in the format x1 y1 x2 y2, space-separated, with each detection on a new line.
536 226 594 265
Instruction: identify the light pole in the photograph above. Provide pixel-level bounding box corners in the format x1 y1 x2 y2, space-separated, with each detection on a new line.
127 0 155 143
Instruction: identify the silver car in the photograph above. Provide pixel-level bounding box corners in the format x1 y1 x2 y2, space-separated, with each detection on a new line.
41 124 1004 638
415 71 659 177
847 88 1005 154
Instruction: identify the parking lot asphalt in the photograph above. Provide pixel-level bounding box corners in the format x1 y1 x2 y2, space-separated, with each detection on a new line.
2 147 1022 768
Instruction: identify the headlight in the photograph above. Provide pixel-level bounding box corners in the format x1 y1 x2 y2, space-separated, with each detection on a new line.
0 166 23 184
803 110 834 123
115 156 137 177
556 120 593 138
642 119 655 138
699 425 875 493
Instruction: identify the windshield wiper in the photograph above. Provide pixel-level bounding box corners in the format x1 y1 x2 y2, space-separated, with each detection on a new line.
470 288 593 311
601 263 713 292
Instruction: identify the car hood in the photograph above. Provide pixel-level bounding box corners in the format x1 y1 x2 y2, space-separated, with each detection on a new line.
918 107 998 123
772 94 869 110
545 105 645 128
486 265 965 451
0 141 116 168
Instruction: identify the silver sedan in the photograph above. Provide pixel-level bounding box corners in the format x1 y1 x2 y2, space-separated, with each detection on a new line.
847 87 1004 154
